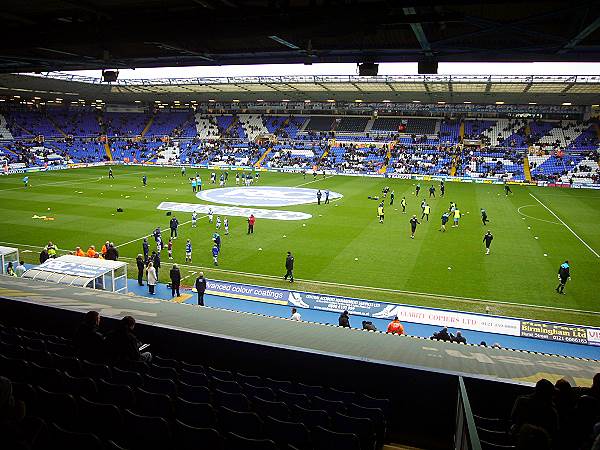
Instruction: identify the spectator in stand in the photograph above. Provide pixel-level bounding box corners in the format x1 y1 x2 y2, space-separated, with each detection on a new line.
72 311 105 362
290 308 302 321
105 242 119 261
15 261 26 277
146 261 157 295
362 320 377 331
5 262 16 277
0 376 44 450
170 264 181 298
451 331 467 344
386 316 405 335
136 254 144 286
553 378 576 448
431 327 452 341
195 272 207 306
516 424 551 450
338 310 351 328
105 315 152 363
510 378 559 440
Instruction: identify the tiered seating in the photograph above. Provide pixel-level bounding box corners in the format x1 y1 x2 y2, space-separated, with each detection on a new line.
463 119 495 142
461 149 525 180
562 158 600 183
371 117 404 133
103 112 152 137
388 147 452 175
146 112 194 138
0 321 391 450
528 121 555 144
335 143 387 173
266 144 319 168
336 117 368 133
194 114 220 139
216 116 246 139
438 119 460 144
481 119 526 147
49 140 106 163
529 154 583 181
52 110 101 137
0 113 14 140
239 114 268 141
5 110 60 138
304 117 335 132
404 118 436 135
109 140 164 162
536 120 596 151
567 124 599 151
263 116 305 139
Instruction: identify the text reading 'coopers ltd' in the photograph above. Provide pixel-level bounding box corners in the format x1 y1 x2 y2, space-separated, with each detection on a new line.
196 186 343 207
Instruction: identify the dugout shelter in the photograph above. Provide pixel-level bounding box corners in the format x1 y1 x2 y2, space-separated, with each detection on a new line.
0 246 19 275
22 255 128 293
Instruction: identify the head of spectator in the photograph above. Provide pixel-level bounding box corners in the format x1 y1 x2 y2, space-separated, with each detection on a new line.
386 316 404 335
362 321 377 332
516 424 551 450
480 341 487 346
122 315 136 331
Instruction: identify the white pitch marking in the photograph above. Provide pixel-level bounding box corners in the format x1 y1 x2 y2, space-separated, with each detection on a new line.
3 238 600 317
294 175 335 187
517 205 560 225
529 193 600 258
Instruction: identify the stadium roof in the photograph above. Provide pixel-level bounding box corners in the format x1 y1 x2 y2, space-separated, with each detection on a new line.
1 1 600 73
1 73 599 105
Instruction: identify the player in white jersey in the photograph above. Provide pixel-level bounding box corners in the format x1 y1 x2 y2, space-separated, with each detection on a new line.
208 208 213 223
191 211 198 227
236 173 240 185
224 218 229 235
216 216 221 230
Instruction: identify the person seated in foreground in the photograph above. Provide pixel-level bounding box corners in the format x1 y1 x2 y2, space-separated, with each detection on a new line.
73 310 105 362
510 378 559 441
105 316 152 363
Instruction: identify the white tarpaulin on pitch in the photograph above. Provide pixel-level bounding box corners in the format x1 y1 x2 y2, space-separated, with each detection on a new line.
157 202 312 221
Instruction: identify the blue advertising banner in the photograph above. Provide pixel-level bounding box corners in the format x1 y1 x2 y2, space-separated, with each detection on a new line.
203 279 600 345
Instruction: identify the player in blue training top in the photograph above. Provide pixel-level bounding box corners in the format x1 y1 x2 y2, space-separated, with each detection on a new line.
142 175 147 186
22 176 29 188
212 243 220 266
185 239 192 263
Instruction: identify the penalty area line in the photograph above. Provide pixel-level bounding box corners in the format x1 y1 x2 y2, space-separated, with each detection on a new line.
529 193 600 258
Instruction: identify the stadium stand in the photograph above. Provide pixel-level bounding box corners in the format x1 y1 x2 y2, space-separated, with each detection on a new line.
304 116 336 132
239 114 269 141
1 275 599 450
0 114 15 140
336 117 369 133
1 108 598 182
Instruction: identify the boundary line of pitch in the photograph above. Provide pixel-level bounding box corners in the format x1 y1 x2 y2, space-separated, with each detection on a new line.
2 239 600 318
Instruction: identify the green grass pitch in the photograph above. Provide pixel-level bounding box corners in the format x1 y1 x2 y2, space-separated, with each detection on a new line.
1 166 599 326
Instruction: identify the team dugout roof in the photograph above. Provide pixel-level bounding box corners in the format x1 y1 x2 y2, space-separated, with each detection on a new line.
1 73 600 105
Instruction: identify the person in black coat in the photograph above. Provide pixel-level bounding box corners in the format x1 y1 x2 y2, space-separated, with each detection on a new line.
169 216 179 239
142 238 149 264
170 264 181 297
73 311 105 362
195 272 207 306
39 248 49 264
105 316 151 363
432 327 452 341
284 251 294 283
136 254 145 286
338 310 351 328
152 251 161 279
105 243 119 261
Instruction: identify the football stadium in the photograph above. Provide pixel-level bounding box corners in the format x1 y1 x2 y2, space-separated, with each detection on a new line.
1 1 600 449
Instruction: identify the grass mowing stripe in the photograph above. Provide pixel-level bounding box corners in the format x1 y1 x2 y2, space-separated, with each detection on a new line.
529 192 600 258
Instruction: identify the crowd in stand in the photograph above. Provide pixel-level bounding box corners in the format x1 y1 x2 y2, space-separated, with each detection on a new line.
507 375 600 450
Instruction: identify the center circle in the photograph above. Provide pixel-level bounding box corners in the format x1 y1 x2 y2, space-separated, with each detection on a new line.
195 186 343 207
